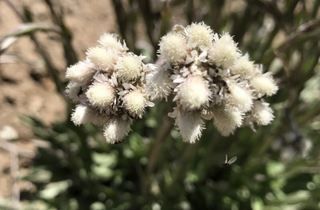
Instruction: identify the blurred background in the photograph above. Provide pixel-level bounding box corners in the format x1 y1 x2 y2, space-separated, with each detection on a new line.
0 0 320 209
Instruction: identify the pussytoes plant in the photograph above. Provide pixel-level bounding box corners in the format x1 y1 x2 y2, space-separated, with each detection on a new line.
66 22 278 144
146 22 278 143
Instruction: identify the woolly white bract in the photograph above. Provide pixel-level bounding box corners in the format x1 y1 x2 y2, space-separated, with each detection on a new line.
251 101 274 126
98 33 122 51
66 82 82 102
115 54 143 82
123 88 147 117
250 74 278 96
66 62 94 84
212 105 243 136
146 65 172 100
86 83 116 108
159 33 188 63
177 75 210 110
225 82 252 112
231 55 254 78
208 33 240 68
169 107 204 143
86 47 115 70
103 118 132 144
186 22 213 47
71 104 96 126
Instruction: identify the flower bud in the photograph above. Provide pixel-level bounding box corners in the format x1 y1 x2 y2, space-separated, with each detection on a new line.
86 47 115 70
86 82 116 108
225 83 252 112
66 82 82 102
212 105 243 136
250 74 278 96
208 33 240 69
170 107 204 143
146 66 172 100
159 33 188 63
123 88 147 117
251 101 274 125
98 33 122 50
66 62 94 84
71 104 95 126
178 75 210 110
115 54 142 81
103 118 131 144
231 55 254 78
186 22 213 47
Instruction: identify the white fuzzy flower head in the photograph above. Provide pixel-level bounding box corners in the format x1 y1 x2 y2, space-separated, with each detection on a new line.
178 75 210 110
71 104 95 126
123 88 147 117
225 82 253 112
231 55 254 78
169 107 204 143
103 118 131 144
212 105 243 136
86 82 116 108
146 66 172 100
208 33 240 68
250 74 278 96
115 54 142 81
86 47 115 70
251 101 274 125
186 22 213 47
66 62 94 84
98 33 122 51
66 82 82 102
159 33 188 63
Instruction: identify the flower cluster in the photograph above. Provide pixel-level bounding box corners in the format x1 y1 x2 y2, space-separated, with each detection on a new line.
272 132 312 161
66 22 278 144
66 34 153 144
147 22 278 143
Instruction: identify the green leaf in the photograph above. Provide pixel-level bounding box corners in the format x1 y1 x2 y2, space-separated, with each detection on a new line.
4 23 61 37
39 180 72 199
251 197 264 210
92 152 117 167
266 161 285 177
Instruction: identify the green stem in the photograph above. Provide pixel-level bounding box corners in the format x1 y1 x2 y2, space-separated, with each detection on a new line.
146 117 172 176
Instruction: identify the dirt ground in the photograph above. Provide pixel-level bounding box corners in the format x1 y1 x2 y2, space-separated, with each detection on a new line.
0 0 120 202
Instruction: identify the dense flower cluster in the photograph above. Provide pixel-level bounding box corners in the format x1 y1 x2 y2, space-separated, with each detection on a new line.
66 22 278 144
146 22 278 143
272 132 312 161
66 34 153 144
